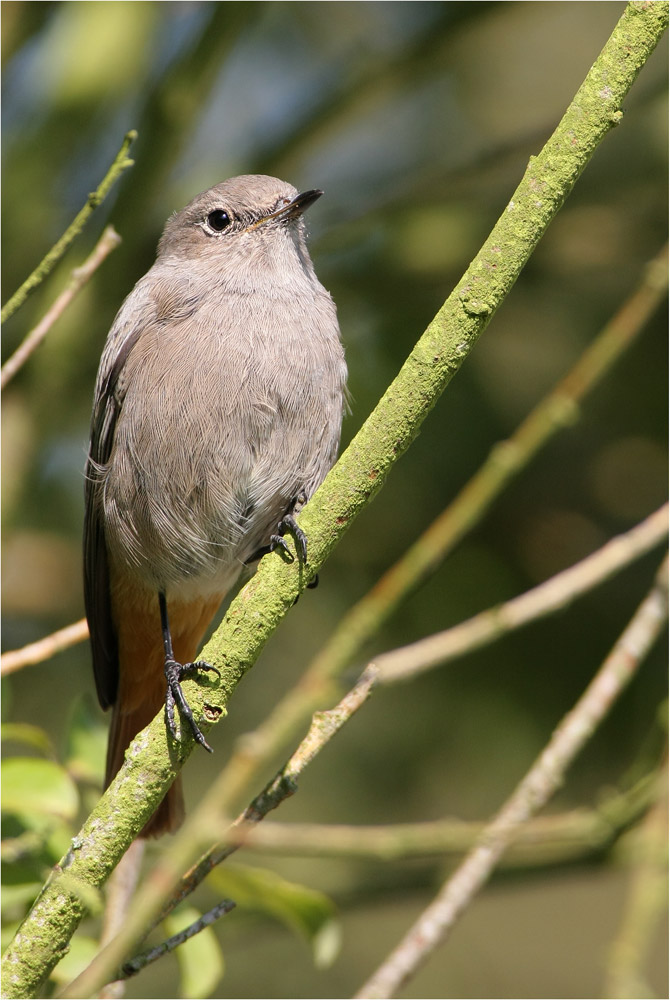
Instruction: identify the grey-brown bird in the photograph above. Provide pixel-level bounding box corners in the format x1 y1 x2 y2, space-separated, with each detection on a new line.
84 175 347 836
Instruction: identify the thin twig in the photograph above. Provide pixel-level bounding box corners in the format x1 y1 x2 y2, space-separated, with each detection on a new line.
355 555 669 999
0 619 89 677
375 504 668 682
1 132 135 325
117 899 235 981
223 770 659 867
1 228 122 390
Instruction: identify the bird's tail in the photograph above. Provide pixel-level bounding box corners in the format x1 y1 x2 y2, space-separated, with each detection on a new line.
105 593 222 838
105 673 185 837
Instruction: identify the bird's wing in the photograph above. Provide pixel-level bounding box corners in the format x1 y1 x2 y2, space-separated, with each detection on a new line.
84 314 145 710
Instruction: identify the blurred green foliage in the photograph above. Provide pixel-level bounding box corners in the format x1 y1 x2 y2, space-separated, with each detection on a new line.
1 3 667 997
0 700 104 989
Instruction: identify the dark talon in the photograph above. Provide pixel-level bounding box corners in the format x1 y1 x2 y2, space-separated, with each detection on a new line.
185 659 221 680
269 532 295 562
272 512 308 563
307 574 319 590
163 656 215 753
285 514 308 563
248 499 310 566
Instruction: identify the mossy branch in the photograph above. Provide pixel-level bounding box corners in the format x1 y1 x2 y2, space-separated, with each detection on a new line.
1 4 667 998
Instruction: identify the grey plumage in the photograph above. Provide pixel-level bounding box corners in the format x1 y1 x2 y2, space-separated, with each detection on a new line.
84 175 347 759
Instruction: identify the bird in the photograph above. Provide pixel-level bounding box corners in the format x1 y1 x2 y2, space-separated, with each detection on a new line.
84 175 347 836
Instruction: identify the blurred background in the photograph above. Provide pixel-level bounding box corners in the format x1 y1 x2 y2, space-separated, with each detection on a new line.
1 2 667 998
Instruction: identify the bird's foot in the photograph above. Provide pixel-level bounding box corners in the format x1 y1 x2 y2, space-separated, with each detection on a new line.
164 657 220 752
270 512 308 564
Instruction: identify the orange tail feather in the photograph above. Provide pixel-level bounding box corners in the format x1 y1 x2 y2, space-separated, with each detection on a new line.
107 591 222 838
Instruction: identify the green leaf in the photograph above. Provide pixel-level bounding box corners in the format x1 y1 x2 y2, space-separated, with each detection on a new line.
163 905 225 999
207 864 341 968
1 723 55 757
1 757 79 823
48 935 99 986
64 696 107 785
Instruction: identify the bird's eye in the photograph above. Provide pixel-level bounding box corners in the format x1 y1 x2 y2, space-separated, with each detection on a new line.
206 209 231 232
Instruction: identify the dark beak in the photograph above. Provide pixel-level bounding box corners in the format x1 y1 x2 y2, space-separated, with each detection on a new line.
265 189 324 222
284 189 323 217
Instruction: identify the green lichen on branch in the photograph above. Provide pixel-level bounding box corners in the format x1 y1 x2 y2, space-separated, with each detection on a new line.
2 5 667 998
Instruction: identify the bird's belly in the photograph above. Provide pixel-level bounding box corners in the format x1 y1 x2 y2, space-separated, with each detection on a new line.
102 412 326 596
100 314 344 596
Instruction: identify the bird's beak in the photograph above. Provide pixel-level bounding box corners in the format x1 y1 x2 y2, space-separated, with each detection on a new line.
247 190 324 231
270 189 323 220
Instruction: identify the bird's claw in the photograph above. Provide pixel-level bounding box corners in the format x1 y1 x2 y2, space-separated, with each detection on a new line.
164 657 219 753
270 512 308 563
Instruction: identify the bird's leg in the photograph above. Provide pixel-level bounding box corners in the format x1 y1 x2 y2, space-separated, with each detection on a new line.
159 592 219 753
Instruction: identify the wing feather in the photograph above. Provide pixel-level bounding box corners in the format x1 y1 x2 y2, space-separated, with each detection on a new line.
84 321 145 709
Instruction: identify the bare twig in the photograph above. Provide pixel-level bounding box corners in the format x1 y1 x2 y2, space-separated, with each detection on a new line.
375 504 668 683
355 556 668 999
224 771 659 867
0 619 89 678
118 899 235 982
1 132 135 325
1 228 121 390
